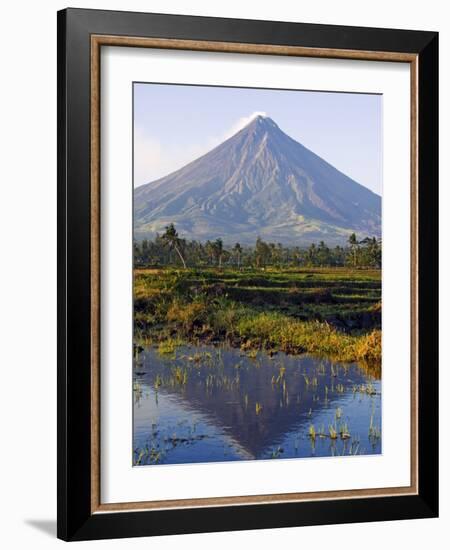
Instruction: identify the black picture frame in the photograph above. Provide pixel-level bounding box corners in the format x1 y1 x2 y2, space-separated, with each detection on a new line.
57 7 438 541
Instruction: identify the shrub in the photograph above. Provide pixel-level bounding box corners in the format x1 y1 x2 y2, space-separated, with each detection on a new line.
166 300 208 333
354 329 382 362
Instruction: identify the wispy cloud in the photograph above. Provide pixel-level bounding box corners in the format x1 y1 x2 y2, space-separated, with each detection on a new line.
133 127 163 187
222 111 268 140
134 112 268 187
134 125 215 187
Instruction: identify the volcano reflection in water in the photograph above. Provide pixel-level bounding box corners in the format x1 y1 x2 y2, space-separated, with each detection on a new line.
133 345 381 465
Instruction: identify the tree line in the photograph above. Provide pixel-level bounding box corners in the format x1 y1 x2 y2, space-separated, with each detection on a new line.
134 223 381 269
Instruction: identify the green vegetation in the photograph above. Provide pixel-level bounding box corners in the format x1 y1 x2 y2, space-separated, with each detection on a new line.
134 228 381 269
134 264 381 369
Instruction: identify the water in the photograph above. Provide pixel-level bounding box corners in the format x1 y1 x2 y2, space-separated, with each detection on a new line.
133 345 381 466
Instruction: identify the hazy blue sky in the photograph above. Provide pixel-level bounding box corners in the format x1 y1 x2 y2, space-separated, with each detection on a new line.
134 83 382 195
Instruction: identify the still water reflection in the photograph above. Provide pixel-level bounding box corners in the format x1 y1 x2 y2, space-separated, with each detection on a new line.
133 345 381 465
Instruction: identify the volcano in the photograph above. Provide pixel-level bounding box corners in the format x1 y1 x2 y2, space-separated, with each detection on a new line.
134 115 381 245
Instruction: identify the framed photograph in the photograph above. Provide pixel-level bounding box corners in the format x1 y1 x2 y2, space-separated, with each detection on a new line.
57 8 438 541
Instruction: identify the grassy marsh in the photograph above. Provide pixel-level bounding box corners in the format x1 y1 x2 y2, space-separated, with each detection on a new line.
134 266 381 369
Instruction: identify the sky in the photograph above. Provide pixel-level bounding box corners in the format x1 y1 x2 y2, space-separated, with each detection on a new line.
133 82 382 195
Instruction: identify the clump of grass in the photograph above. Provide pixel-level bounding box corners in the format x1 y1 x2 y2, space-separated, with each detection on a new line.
157 337 183 356
355 383 378 396
271 366 286 385
348 441 361 455
318 424 326 438
329 424 338 439
339 422 351 440
133 381 143 404
171 366 188 386
368 413 381 441
186 351 213 365
210 301 247 335
154 374 162 389
235 312 381 365
269 446 284 459
133 445 164 466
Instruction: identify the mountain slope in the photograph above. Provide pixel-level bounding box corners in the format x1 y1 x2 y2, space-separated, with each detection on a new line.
134 115 381 245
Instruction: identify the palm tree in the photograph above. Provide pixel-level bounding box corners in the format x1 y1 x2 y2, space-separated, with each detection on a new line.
213 238 224 267
205 240 215 266
317 240 330 267
306 243 317 266
348 233 359 267
233 242 243 269
161 223 187 268
255 237 271 268
364 236 381 268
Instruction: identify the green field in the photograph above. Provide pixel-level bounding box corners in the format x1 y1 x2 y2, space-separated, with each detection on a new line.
134 267 381 370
